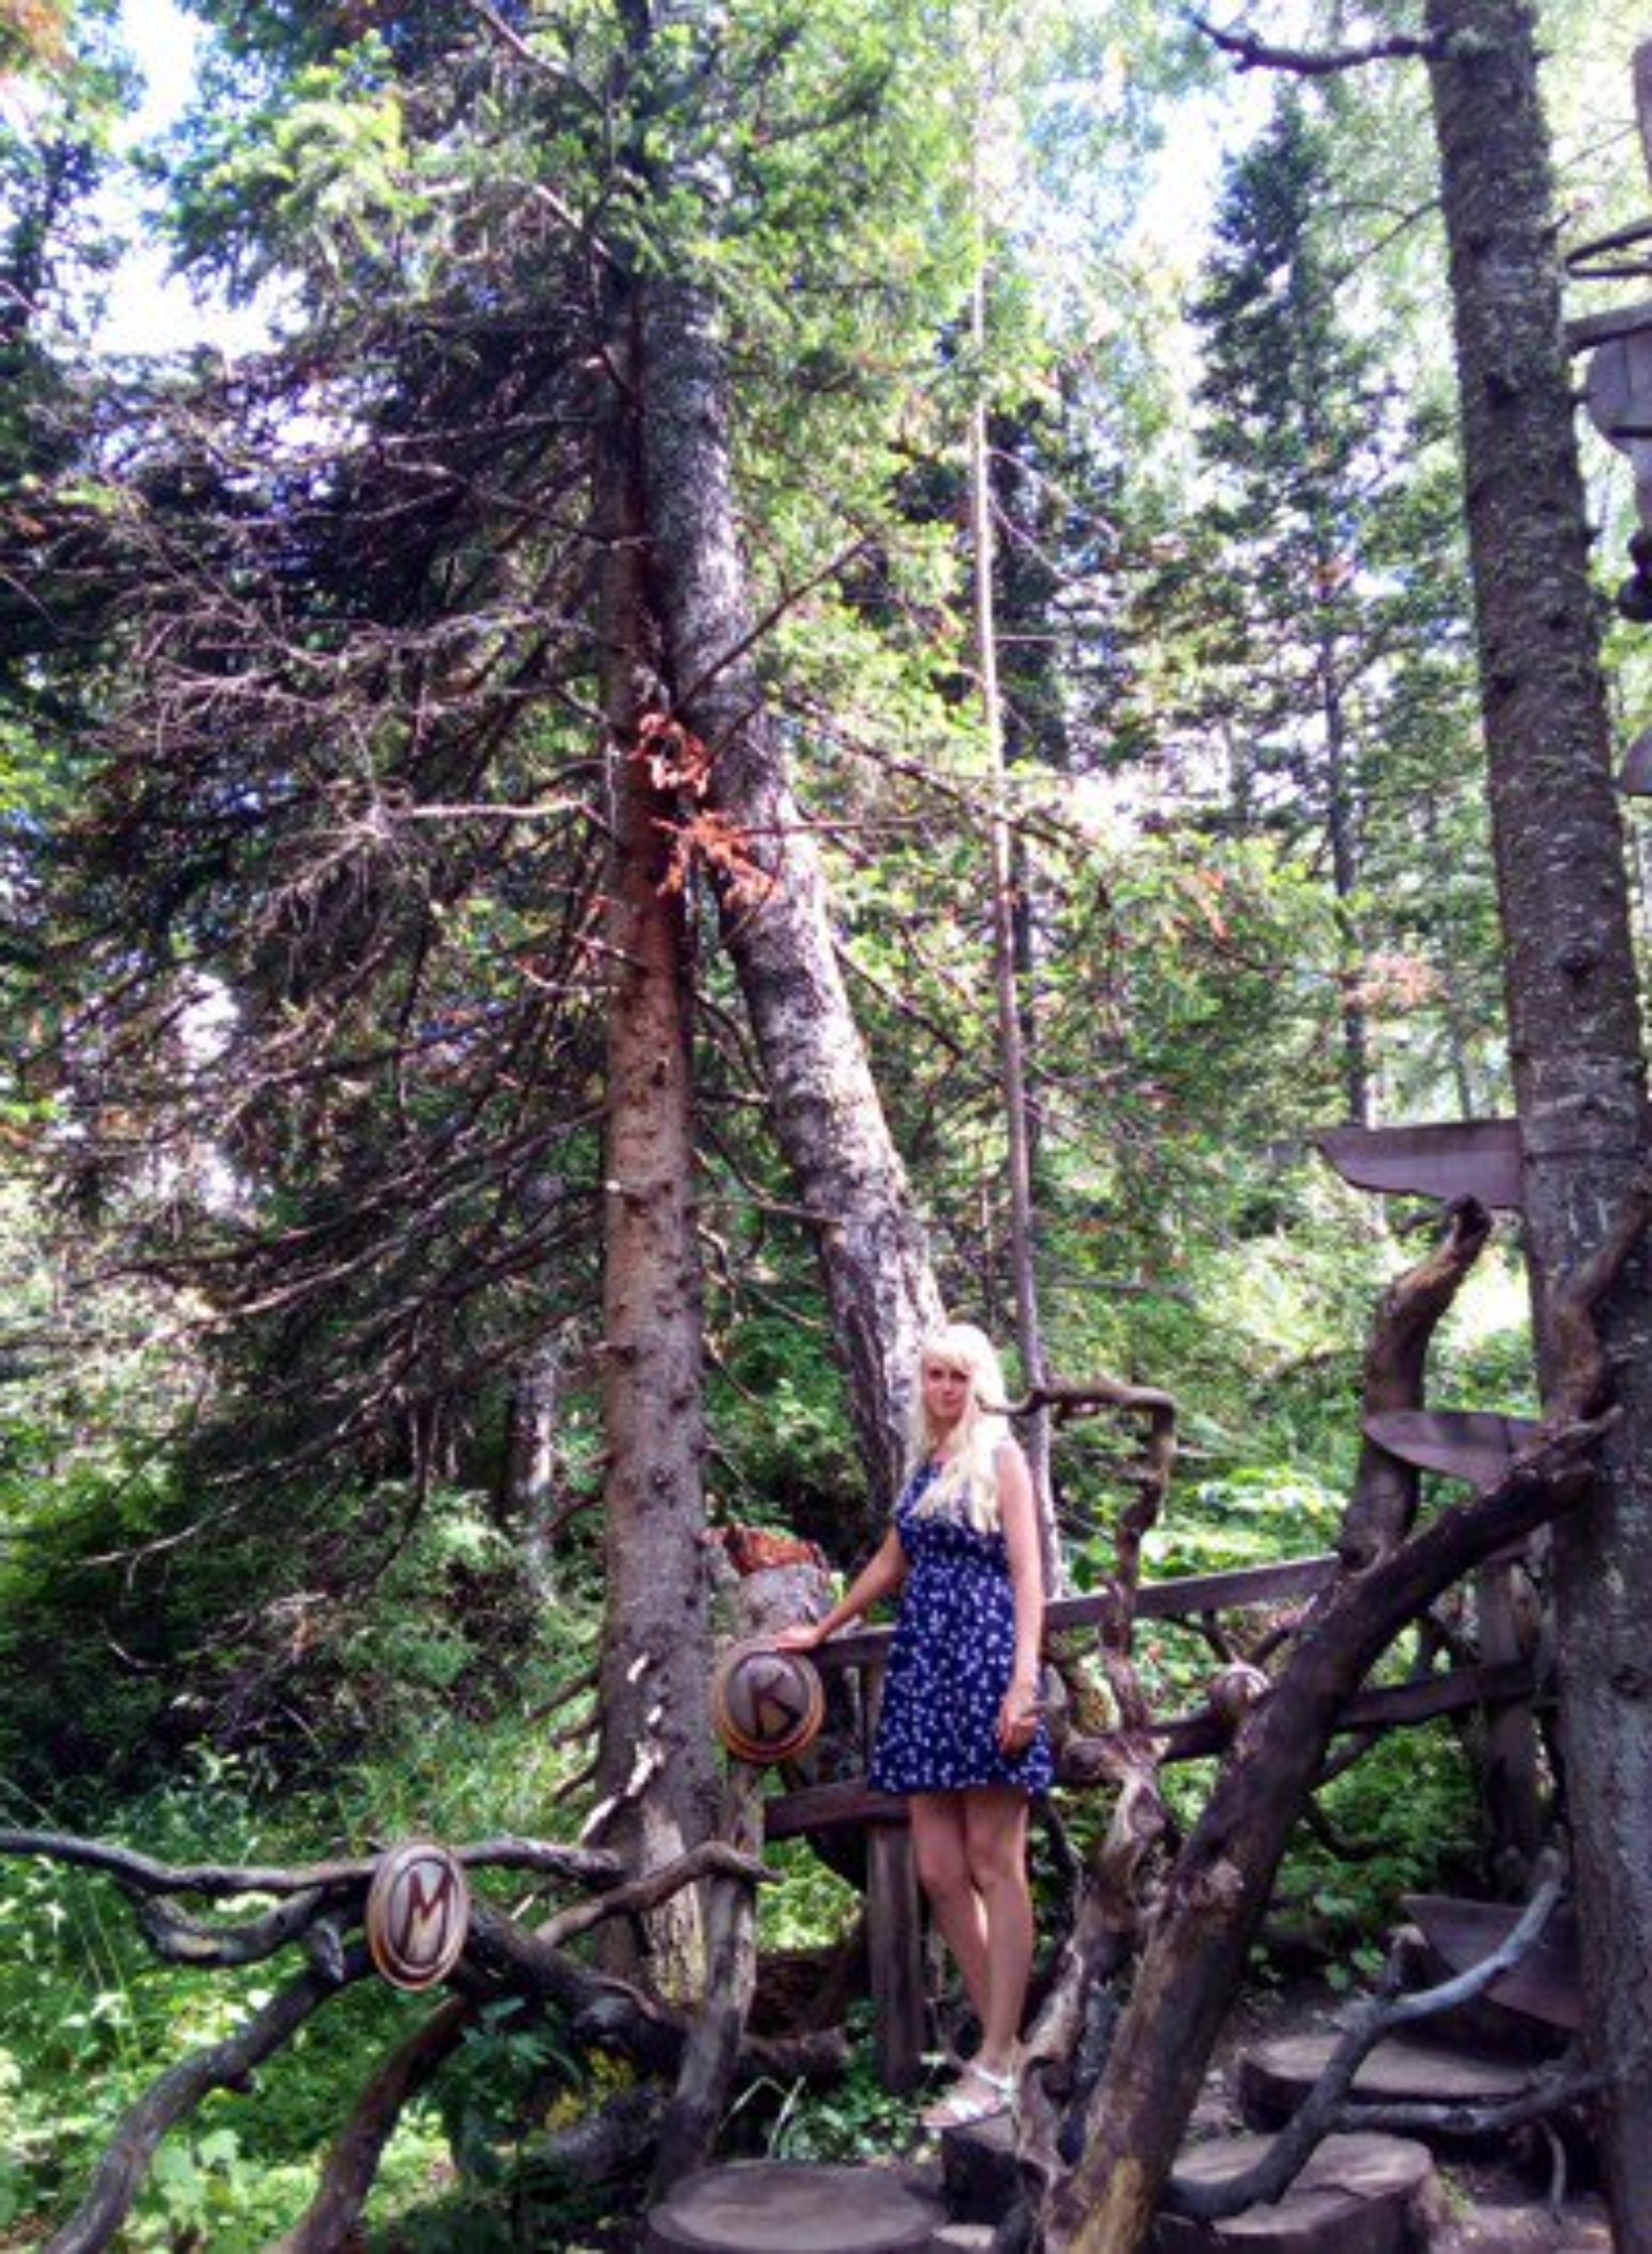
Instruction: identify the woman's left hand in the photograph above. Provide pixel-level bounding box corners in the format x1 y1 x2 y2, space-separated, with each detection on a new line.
997 1681 1042 1754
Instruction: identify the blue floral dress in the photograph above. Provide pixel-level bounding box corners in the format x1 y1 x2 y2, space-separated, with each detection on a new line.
868 1461 1053 1797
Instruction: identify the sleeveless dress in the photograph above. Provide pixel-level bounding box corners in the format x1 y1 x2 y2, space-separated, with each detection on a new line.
868 1460 1053 1797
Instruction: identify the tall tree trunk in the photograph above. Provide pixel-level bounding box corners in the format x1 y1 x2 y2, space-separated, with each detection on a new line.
629 22 943 1526
968 157 1054 1548
1318 637 1371 1125
499 1317 564 1604
1423 6 1652 2237
589 269 718 1993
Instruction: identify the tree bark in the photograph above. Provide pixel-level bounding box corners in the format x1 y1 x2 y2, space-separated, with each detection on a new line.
627 5 943 1528
1422 6 1652 2238
499 1322 564 1602
967 143 1055 1550
588 263 718 1993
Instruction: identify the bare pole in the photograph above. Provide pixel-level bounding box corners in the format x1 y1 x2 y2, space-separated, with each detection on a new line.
965 19 1055 1569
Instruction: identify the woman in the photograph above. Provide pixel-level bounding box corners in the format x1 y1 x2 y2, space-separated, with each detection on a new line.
775 1322 1051 2130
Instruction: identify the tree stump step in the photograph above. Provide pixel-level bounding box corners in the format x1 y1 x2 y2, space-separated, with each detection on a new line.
644 2161 942 2253
1155 2131 1439 2252
1241 2033 1533 2136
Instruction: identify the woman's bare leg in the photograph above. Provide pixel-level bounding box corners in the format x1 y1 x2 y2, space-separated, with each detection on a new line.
962 1786 1034 2074
908 1791 990 2029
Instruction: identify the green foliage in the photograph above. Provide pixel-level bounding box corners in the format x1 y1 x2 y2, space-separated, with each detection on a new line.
753 2010 917 2164
1275 1724 1482 1974
435 1997 582 2188
0 1768 450 2245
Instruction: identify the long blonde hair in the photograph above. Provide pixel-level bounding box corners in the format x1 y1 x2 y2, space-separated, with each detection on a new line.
908 1321 1011 1535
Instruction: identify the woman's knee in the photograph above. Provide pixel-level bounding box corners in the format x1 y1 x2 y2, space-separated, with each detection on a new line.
963 1800 1030 1896
913 1835 973 1905
909 1801 971 1904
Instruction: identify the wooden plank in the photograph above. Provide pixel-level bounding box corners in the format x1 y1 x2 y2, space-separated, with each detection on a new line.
1134 1553 1341 1620
1585 328 1652 448
1316 1119 1523 1209
1476 1560 1544 1876
1338 1660 1538 1731
806 1555 1344 1678
1403 1895 1583 2035
866 1823 926 2092
764 1665 1543 1837
1364 1409 1543 1493
1566 297 1652 354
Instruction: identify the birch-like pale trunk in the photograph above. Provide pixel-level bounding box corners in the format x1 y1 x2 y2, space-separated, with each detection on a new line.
967 224 1056 1569
1423 5 1652 2236
630 21 943 1523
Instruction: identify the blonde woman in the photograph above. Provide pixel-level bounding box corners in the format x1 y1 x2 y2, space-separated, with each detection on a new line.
776 1323 1050 2131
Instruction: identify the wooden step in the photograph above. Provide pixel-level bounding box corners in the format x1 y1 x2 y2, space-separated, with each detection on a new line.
940 2114 1439 2251
1316 1120 1522 1209
1402 1894 1583 2035
1241 2033 1533 2140
1156 2131 1439 2251
644 2160 941 2252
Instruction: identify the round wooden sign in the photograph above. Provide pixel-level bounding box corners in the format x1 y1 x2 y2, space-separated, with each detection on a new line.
712 1641 826 1766
366 1841 472 1992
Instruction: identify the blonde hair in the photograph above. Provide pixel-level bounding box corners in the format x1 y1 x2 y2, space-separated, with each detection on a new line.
908 1321 1012 1535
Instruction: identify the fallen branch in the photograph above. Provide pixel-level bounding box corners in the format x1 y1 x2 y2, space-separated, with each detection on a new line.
0 1829 622 1900
269 1994 475 2254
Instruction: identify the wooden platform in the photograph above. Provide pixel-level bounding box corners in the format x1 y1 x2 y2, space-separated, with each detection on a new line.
1240 2033 1534 2139
1156 2131 1439 2252
644 2160 942 2252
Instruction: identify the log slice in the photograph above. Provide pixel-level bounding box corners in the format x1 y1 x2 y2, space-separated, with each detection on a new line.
1154 2131 1439 2252
644 2160 941 2252
1240 2034 1532 2136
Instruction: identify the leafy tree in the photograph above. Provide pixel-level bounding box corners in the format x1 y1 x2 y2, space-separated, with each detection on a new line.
1159 84 1489 1127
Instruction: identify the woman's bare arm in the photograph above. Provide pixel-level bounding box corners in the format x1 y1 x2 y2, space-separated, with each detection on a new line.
996 1438 1045 1746
772 1526 908 1650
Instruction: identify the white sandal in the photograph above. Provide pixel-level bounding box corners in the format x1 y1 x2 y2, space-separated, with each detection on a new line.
920 2061 1016 2133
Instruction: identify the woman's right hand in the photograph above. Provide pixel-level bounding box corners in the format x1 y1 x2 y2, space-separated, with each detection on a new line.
772 1619 829 1653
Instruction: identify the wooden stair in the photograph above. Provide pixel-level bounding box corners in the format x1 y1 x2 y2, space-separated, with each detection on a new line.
940 2112 1439 2252
644 2159 941 2252
1240 2031 1534 2141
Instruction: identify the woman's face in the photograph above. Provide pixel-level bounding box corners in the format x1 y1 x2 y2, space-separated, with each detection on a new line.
922 1358 973 1438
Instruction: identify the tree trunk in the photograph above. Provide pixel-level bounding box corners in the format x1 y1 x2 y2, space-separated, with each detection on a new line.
499 1325 564 1604
589 268 718 1994
1319 640 1371 1126
629 18 943 1525
968 188 1054 1549
1422 7 1652 2239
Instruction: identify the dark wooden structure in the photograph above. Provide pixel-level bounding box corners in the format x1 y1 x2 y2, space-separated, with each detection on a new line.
1316 1119 1523 1209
